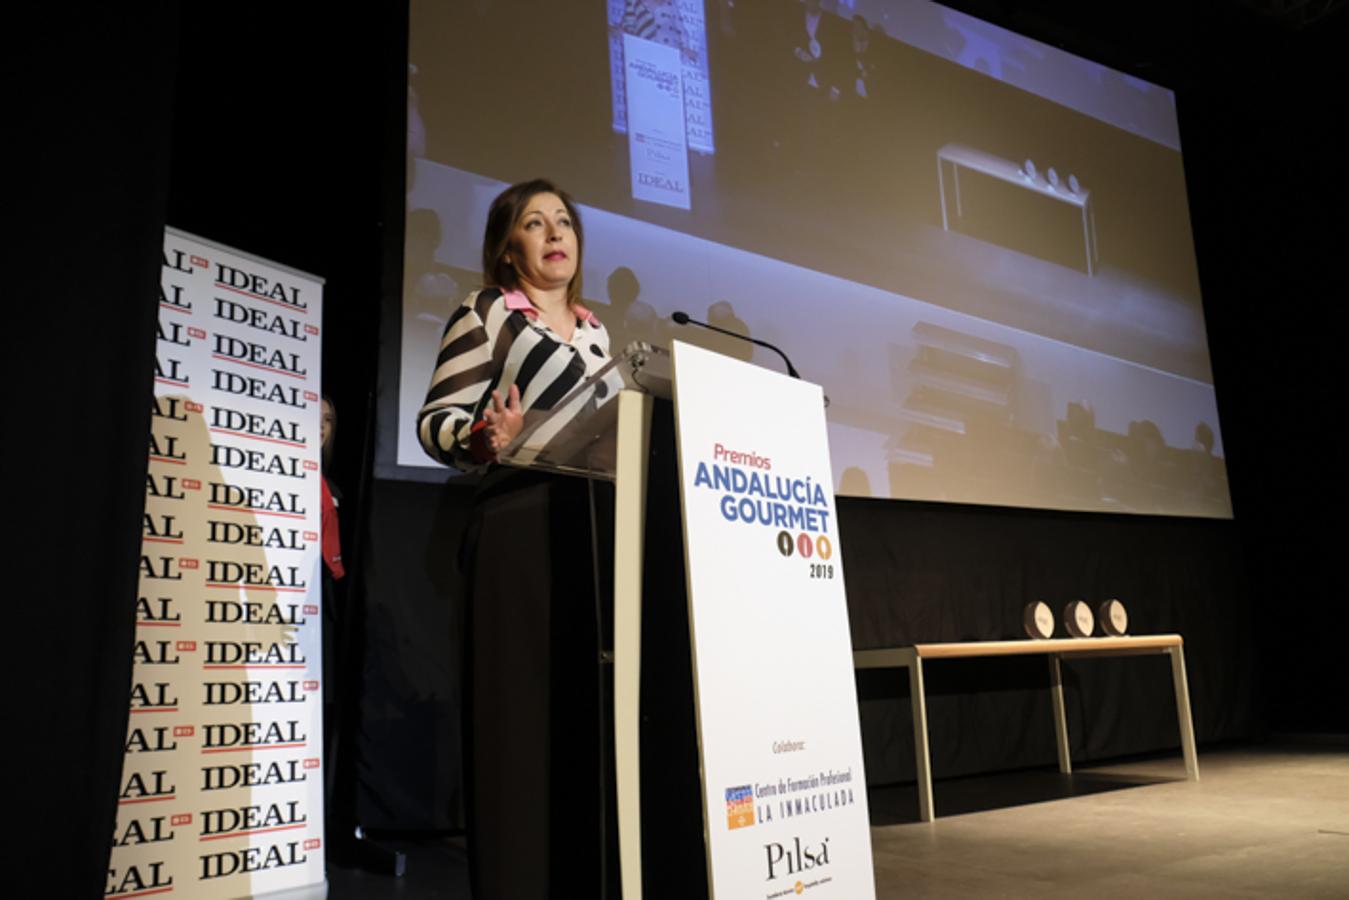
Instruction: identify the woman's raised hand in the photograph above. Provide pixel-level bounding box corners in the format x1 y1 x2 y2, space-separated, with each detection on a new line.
482 383 524 455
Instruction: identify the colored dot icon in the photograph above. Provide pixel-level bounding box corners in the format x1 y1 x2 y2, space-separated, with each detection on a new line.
777 531 833 559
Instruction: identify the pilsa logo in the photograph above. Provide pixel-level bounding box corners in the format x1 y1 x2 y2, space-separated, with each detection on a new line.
765 834 831 888
693 443 832 561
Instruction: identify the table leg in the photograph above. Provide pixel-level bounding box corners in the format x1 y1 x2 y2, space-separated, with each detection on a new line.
937 155 949 231
1089 204 1099 264
1081 208 1094 276
1048 654 1072 774
1168 645 1201 781
906 653 935 822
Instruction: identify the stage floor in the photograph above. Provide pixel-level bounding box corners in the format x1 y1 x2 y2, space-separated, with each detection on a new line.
327 740 1348 899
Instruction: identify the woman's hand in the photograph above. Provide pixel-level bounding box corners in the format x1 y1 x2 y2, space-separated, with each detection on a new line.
482 383 524 455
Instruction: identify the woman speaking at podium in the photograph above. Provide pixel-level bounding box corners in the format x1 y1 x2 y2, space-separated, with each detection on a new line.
417 179 614 897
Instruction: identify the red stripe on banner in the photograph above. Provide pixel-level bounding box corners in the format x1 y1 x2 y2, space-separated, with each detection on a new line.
202 665 307 670
210 352 308 380
202 742 307 754
159 302 191 314
129 707 179 714
154 377 190 387
214 282 308 313
136 621 183 628
142 536 184 544
112 886 175 899
207 427 306 448
199 822 306 842
206 503 306 519
213 287 310 318
118 795 177 805
148 455 187 466
203 582 307 593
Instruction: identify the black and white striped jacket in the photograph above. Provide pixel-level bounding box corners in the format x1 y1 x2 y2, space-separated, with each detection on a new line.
417 287 611 471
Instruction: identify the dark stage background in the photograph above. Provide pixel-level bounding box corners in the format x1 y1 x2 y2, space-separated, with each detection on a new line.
18 2 1346 896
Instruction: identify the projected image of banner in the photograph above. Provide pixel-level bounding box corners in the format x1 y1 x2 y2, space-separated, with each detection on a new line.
607 0 715 155
624 33 693 210
396 0 1232 519
108 229 325 900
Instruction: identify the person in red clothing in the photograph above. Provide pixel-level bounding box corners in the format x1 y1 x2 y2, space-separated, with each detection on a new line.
319 394 345 850
320 396 344 580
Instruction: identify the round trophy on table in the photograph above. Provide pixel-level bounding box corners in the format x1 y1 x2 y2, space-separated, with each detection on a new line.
1098 598 1129 636
1063 600 1095 638
1023 600 1055 639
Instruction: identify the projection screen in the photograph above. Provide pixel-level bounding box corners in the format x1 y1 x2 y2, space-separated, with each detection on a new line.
389 0 1232 518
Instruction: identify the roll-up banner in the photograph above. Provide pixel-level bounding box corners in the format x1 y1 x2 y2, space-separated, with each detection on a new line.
671 341 875 899
109 228 326 900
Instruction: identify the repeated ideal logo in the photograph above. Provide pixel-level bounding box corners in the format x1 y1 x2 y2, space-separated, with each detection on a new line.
692 442 833 565
111 235 325 899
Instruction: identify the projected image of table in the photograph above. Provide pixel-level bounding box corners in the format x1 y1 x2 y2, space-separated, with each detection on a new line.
937 143 1100 275
854 634 1198 821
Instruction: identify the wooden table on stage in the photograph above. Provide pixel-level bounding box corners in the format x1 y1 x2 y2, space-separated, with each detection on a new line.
853 634 1199 821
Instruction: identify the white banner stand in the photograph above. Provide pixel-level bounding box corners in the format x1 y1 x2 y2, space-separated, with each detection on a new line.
110 229 326 900
671 341 875 899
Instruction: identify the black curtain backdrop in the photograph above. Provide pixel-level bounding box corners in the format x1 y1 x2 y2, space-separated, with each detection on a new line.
15 7 178 897
15 2 1346 891
1176 18 1348 735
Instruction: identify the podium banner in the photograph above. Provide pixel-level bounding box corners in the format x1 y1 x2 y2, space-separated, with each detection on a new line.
671 342 875 899
108 229 326 900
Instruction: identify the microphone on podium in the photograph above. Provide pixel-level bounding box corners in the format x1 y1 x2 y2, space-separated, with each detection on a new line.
670 311 801 379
